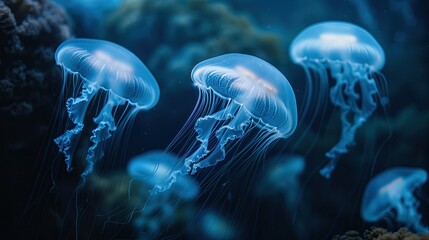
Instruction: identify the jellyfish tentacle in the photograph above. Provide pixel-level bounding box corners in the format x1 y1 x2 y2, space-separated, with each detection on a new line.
182 102 240 174
182 115 218 171
397 191 429 233
135 194 173 238
82 94 124 177
54 82 97 172
191 105 251 174
320 64 378 178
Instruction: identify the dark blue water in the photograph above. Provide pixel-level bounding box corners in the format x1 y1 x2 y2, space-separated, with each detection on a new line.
2 0 428 239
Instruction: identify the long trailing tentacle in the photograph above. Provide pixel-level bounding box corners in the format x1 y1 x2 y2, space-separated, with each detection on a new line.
182 102 241 174
134 193 173 239
190 106 251 174
397 191 429 234
54 81 97 172
82 94 125 177
320 64 378 178
151 102 245 194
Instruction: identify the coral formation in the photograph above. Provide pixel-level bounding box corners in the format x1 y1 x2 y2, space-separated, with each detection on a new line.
333 227 429 240
0 0 71 149
333 230 363 240
1 1 71 238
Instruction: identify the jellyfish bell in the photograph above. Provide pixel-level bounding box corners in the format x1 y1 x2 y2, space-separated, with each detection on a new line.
261 154 305 192
290 21 385 71
256 154 305 211
192 53 297 138
128 150 200 200
54 38 160 178
289 21 388 178
55 38 159 109
128 151 177 188
361 167 428 233
172 171 200 200
188 209 241 240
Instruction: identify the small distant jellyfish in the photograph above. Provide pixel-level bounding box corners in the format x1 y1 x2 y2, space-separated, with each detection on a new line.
361 167 428 233
289 21 388 178
256 154 305 209
189 210 240 240
128 150 200 200
55 38 160 178
127 150 199 238
157 53 297 192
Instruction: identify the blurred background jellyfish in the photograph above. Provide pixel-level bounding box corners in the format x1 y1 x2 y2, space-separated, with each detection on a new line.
127 150 199 239
361 167 428 233
158 53 297 192
256 154 305 210
55 38 160 178
188 209 240 240
289 21 388 178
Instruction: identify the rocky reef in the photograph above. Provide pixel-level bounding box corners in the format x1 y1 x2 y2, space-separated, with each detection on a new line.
1 0 71 238
0 0 71 150
333 228 429 240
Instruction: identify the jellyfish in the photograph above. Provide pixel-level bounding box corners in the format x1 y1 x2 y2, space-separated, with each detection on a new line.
188 210 240 240
55 38 160 178
127 150 199 238
289 21 388 178
256 154 305 209
361 167 428 233
157 53 297 192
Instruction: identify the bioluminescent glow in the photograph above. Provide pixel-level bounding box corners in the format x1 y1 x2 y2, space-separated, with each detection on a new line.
189 210 240 240
256 154 305 209
127 150 199 238
55 38 159 178
290 21 388 178
361 167 428 233
155 53 297 193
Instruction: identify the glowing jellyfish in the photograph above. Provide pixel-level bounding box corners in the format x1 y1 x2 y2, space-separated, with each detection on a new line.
189 210 240 240
256 154 305 209
361 167 428 233
127 150 199 238
128 150 200 200
55 38 160 178
290 21 388 178
158 53 297 192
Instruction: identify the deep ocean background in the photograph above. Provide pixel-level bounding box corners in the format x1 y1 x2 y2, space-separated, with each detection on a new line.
1 0 428 239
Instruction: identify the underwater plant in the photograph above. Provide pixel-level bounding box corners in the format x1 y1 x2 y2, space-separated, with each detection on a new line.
290 21 388 178
127 150 199 239
156 53 297 192
361 167 428 233
54 38 160 178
